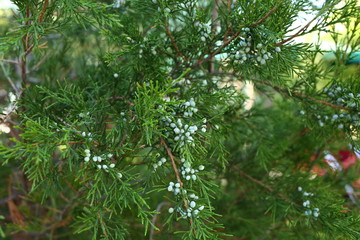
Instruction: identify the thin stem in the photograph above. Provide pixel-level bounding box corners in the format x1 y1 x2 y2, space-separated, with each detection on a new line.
7 175 25 227
259 80 350 110
191 4 279 70
0 63 20 95
274 16 317 46
129 161 145 166
31 141 94 147
160 137 182 186
98 212 108 237
165 23 187 63
250 5 279 27
209 0 221 73
109 96 134 106
159 137 193 226
234 167 292 203
0 59 19 64
211 71 350 111
149 201 170 240
27 52 51 73
38 0 49 23
0 196 16 205
20 0 49 85
20 6 31 93
0 103 18 125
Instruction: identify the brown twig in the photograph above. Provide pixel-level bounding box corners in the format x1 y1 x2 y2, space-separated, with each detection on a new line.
233 167 292 203
20 0 50 84
0 102 18 125
149 201 170 240
214 69 350 113
31 141 87 146
24 44 35 57
209 0 221 73
59 192 71 203
274 16 317 46
24 6 31 49
191 5 279 70
38 0 49 23
0 59 19 64
0 196 16 205
27 52 51 73
7 175 25 227
165 23 187 63
0 62 20 95
223 0 233 42
22 191 81 237
109 96 134 106
21 6 31 86
129 161 145 166
160 137 182 186
159 137 193 226
259 81 350 110
286 89 349 110
98 212 108 237
250 5 279 27
210 71 349 111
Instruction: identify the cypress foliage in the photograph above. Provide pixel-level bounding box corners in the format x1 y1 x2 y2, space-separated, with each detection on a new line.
0 0 360 239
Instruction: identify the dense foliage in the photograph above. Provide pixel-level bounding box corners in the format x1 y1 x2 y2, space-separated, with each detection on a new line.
1 0 360 239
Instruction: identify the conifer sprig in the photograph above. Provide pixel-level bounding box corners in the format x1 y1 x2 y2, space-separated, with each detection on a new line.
0 0 360 239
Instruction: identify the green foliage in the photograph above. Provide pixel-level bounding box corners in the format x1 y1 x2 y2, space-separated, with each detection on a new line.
0 0 360 239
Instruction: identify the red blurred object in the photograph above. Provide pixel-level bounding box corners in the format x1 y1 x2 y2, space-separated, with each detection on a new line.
338 150 357 170
306 149 359 177
352 178 360 188
339 206 351 213
300 149 360 180
311 164 327 176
